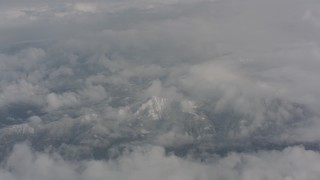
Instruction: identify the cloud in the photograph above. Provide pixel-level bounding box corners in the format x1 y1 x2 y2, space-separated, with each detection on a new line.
46 92 80 111
1 0 320 179
74 3 97 13
1 143 320 180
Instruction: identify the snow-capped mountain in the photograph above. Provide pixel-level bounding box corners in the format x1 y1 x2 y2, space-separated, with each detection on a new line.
1 123 35 136
132 96 216 148
0 123 35 159
134 96 168 120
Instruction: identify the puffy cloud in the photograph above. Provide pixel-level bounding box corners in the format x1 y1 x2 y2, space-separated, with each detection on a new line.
46 92 80 111
0 80 45 107
1 143 320 180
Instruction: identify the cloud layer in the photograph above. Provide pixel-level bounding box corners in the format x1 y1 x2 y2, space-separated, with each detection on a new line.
1 143 320 180
1 0 320 179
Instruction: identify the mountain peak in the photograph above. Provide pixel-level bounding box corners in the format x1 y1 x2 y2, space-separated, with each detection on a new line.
2 123 35 136
135 96 168 120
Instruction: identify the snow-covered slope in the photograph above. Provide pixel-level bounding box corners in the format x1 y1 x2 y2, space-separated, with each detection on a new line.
134 96 168 120
1 123 35 136
132 96 216 147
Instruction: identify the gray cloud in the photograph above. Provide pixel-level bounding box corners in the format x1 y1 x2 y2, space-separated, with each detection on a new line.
1 0 320 179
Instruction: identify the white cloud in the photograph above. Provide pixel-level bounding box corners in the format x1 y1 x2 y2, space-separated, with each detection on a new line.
2 144 320 180
74 3 97 13
46 92 79 111
0 80 46 107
